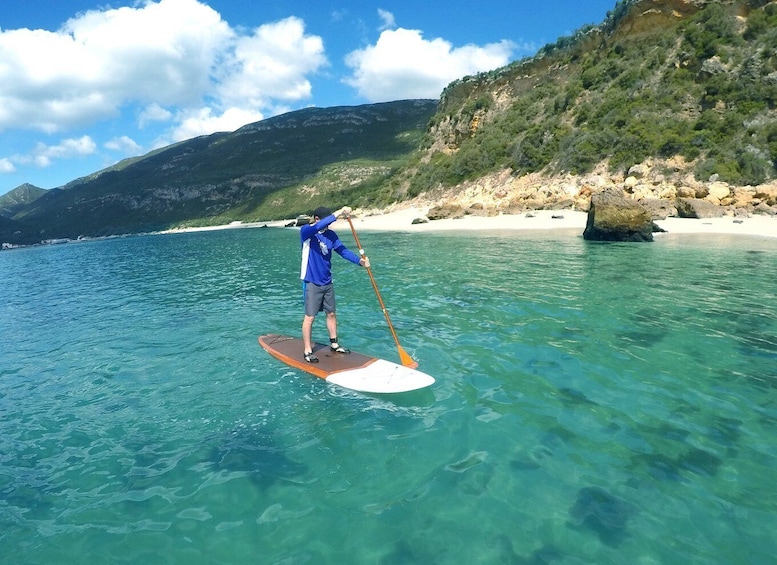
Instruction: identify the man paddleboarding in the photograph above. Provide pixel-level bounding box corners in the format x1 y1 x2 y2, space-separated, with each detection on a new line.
300 206 369 363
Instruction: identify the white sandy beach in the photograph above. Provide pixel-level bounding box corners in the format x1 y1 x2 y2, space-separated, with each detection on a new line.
337 207 777 239
169 206 777 239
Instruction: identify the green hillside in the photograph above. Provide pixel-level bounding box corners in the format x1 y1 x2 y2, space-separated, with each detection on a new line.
405 0 777 196
11 100 436 239
0 183 47 218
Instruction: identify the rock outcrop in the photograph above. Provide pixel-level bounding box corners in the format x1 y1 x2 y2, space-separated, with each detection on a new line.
427 204 465 220
409 158 777 227
583 190 662 242
675 197 725 219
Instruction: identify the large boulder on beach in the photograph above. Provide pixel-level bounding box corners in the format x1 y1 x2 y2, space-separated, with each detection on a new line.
675 197 724 219
427 204 465 220
753 202 777 215
583 190 659 242
639 198 676 220
754 186 777 209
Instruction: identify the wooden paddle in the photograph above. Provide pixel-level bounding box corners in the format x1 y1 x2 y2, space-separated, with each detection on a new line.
345 215 418 369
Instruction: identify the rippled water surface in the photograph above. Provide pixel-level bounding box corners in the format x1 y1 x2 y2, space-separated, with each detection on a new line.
2 227 776 564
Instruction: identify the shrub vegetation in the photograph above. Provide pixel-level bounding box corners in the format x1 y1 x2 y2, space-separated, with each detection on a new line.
410 0 777 193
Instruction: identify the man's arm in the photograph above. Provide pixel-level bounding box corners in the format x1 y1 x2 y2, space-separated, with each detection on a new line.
302 213 337 243
332 237 361 265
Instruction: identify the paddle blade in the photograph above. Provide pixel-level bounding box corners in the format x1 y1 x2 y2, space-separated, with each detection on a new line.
398 346 418 369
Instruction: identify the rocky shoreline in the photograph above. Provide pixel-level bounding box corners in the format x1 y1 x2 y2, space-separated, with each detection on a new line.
338 160 777 240
397 161 777 223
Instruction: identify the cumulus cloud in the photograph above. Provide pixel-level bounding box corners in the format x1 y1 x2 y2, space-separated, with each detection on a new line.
0 0 232 134
0 0 326 139
0 0 521 190
138 104 173 128
14 136 98 168
39 136 97 166
171 106 266 141
216 16 327 109
1 139 91 174
105 136 142 154
377 9 396 31
344 28 515 102
0 158 16 174
0 0 333 187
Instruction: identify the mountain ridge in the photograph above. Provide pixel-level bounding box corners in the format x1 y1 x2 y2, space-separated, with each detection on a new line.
5 99 436 242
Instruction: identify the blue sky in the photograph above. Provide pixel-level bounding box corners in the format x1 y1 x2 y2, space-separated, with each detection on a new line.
0 0 618 196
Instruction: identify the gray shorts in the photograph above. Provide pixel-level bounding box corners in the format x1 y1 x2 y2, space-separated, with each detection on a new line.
304 282 336 317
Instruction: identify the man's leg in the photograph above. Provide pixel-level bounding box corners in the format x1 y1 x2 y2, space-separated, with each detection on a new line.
302 314 315 354
326 311 337 342
326 311 350 353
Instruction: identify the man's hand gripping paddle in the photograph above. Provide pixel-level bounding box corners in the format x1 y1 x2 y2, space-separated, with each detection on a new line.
345 214 418 369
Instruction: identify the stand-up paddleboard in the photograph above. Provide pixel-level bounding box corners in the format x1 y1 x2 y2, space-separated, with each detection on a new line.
258 334 434 393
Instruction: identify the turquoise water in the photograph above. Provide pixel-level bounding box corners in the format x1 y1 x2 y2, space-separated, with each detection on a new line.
1 227 776 564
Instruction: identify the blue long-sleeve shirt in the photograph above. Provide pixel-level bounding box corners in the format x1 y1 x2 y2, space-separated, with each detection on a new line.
300 214 361 285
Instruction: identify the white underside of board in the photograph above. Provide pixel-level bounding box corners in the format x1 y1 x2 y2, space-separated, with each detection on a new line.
325 359 435 394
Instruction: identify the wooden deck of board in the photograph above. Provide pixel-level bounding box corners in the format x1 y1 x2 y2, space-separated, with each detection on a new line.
258 334 376 379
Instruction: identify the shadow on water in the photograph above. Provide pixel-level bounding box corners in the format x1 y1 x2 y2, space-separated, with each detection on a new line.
618 307 672 348
627 419 727 482
509 415 580 472
557 387 599 408
495 538 565 565
567 486 637 548
380 538 566 565
509 445 554 471
104 425 308 519
209 427 308 488
629 448 723 483
1 476 57 522
362 386 437 408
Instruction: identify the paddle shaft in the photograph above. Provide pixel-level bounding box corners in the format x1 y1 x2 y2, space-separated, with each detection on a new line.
345 216 418 369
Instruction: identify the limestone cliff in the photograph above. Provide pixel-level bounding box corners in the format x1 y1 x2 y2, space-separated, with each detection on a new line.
410 0 777 219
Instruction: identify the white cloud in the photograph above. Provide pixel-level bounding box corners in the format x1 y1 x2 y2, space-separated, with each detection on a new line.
40 136 97 166
344 28 515 102
171 106 265 141
13 136 98 168
0 0 232 134
0 0 325 142
139 104 173 128
105 136 142 154
0 0 521 189
216 17 327 109
377 9 396 31
330 9 347 23
0 158 16 174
